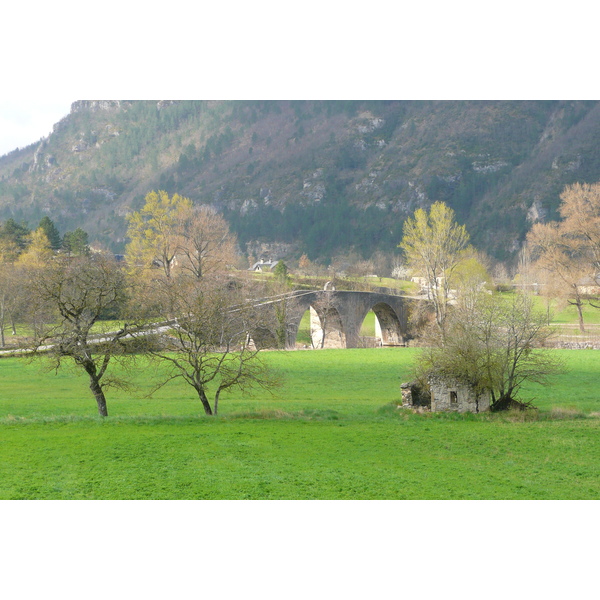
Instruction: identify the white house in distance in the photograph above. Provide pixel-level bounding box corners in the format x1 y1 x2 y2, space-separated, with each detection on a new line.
249 259 280 273
411 276 457 300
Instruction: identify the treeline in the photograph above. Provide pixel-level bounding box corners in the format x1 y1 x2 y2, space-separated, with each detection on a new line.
0 216 93 346
0 216 90 262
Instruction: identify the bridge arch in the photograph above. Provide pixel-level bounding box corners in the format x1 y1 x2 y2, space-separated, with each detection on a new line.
250 326 278 350
309 304 347 349
371 302 405 346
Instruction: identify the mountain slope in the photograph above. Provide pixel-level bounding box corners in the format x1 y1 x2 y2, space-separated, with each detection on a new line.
1 100 598 263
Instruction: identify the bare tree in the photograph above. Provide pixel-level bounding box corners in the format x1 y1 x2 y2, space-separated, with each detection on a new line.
126 192 239 285
347 259 375 289
139 275 278 416
176 205 237 279
527 221 590 332
27 255 132 417
260 265 298 349
527 182 600 331
417 291 562 411
310 288 342 349
558 182 600 273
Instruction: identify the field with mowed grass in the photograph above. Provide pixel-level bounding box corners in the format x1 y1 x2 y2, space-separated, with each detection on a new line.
1 348 600 499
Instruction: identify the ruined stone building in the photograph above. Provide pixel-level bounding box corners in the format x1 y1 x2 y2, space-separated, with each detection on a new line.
401 376 491 413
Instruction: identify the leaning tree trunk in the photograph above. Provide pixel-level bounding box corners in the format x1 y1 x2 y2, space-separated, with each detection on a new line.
82 361 109 417
89 377 109 417
196 386 214 415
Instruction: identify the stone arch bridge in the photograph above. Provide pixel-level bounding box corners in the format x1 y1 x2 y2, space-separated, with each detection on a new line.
254 290 418 350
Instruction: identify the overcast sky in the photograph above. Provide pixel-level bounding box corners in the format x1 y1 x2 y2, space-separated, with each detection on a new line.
0 100 73 156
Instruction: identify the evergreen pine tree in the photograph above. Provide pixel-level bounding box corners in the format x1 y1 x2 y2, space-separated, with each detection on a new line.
62 228 90 256
38 216 62 250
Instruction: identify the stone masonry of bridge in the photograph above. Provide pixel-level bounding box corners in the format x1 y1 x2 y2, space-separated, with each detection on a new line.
274 290 415 349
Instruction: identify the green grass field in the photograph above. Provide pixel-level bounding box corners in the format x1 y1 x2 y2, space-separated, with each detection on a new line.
524 295 600 333
1 348 599 499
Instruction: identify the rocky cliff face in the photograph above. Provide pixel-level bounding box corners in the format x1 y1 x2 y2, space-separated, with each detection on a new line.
0 100 598 262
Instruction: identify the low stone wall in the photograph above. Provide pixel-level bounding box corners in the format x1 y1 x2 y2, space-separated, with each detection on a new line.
359 336 382 348
552 341 600 349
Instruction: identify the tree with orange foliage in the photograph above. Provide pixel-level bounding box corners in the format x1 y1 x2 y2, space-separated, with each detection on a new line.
527 182 600 332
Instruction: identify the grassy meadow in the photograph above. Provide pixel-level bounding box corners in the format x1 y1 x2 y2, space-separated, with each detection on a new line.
1 346 599 499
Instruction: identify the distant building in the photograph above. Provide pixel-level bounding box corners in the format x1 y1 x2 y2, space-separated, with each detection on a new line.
410 276 456 299
249 259 279 273
578 275 600 296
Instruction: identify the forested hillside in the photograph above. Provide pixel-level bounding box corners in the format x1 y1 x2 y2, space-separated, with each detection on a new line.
1 100 599 264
